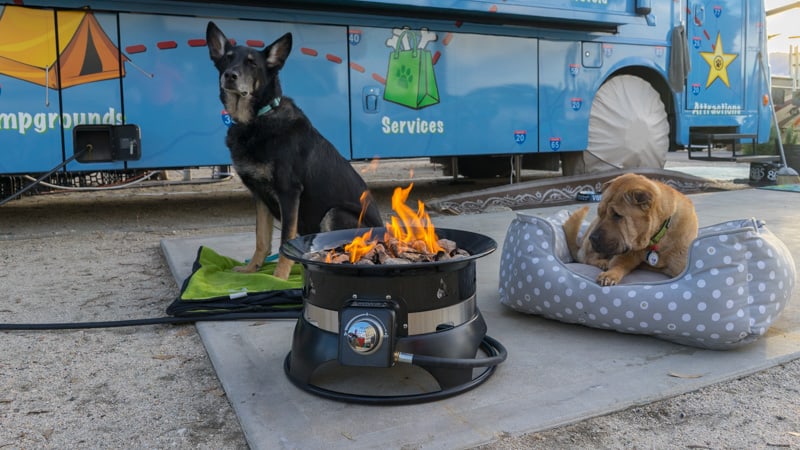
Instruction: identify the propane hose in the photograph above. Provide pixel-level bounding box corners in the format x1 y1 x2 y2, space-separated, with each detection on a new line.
394 334 508 369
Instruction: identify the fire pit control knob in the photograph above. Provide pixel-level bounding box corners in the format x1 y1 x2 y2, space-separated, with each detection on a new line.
344 316 384 355
339 304 396 367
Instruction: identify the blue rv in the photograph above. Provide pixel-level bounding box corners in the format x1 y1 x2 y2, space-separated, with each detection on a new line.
0 0 773 187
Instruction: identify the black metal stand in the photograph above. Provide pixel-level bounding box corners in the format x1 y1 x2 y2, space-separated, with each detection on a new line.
284 312 505 405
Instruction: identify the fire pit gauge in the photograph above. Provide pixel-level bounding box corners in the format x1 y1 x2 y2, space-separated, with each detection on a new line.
281 227 507 405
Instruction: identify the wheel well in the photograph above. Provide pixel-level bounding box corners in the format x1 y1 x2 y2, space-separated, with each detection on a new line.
605 67 677 151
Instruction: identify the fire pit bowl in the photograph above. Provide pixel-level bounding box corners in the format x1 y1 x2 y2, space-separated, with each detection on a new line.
280 227 506 404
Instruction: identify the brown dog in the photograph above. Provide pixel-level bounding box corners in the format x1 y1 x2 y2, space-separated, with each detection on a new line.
563 173 698 286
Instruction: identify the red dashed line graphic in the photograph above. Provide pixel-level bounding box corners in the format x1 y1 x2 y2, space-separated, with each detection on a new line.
157 41 177 50
690 5 702 27
688 6 718 49
121 3 510 86
442 32 454 46
126 44 146 54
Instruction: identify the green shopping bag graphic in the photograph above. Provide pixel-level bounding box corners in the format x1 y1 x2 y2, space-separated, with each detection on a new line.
383 30 440 110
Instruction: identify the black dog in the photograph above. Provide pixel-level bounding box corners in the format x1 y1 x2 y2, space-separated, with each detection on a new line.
206 22 383 279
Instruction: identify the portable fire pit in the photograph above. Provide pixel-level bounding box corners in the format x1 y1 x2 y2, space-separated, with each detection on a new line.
281 226 507 405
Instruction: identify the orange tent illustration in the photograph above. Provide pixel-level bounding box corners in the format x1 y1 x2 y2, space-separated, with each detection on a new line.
0 6 127 89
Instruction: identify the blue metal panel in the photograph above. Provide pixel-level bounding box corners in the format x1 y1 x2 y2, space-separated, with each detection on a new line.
538 40 590 152
0 5 62 174
1 0 771 175
349 27 538 159
119 14 349 168
678 0 770 144
685 2 744 113
292 0 641 25
118 14 224 168
63 12 125 172
0 79 64 174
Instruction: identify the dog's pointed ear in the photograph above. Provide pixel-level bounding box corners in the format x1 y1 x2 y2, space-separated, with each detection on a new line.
264 32 292 69
206 22 230 63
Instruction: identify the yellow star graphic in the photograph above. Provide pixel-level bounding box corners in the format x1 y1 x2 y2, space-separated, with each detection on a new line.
700 32 738 88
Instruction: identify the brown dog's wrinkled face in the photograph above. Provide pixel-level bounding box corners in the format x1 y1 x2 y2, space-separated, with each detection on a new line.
588 177 662 257
564 172 698 285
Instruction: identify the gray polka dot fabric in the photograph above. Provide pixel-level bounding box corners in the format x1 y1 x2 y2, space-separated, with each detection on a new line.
499 211 796 350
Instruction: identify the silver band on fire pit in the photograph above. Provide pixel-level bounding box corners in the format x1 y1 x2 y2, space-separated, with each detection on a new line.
304 295 477 336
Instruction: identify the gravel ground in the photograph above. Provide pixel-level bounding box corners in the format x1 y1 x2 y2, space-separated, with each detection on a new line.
480 361 800 449
0 182 256 449
1 159 799 449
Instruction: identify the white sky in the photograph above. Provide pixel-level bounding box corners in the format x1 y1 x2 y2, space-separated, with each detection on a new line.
766 0 800 53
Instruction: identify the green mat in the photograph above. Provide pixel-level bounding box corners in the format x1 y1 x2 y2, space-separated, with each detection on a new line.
167 246 303 317
758 184 800 193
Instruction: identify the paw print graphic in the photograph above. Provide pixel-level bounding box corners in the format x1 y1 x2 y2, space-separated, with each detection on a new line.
394 65 414 89
383 28 440 109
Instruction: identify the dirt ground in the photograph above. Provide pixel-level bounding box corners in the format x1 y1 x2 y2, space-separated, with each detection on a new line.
1 162 799 449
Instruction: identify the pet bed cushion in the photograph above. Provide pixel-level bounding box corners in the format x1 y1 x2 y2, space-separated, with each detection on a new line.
498 211 796 349
167 246 303 316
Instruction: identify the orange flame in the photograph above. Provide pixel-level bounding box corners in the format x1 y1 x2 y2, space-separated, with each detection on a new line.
357 190 371 228
384 183 442 254
342 183 442 263
344 228 376 263
324 248 335 264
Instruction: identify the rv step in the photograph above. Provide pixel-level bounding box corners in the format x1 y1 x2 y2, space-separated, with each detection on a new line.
688 132 758 162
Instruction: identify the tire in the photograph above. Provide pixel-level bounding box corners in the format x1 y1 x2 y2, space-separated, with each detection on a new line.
577 74 670 174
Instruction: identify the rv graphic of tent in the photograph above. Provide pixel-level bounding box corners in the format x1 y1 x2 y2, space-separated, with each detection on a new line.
0 6 127 89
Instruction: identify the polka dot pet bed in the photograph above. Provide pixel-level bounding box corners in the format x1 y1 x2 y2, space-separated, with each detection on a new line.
498 211 796 350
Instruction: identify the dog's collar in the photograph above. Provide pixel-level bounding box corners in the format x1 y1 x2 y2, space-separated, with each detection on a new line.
649 217 672 247
256 97 281 117
644 217 672 267
645 217 671 266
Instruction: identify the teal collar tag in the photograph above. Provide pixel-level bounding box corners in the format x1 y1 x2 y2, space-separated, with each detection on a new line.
257 97 281 117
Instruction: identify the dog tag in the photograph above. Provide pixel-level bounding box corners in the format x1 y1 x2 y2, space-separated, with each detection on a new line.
646 250 659 266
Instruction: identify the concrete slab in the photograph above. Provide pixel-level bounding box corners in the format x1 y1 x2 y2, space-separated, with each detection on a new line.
161 189 800 450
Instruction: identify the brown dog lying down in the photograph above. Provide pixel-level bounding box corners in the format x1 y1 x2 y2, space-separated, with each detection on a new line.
563 173 698 286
